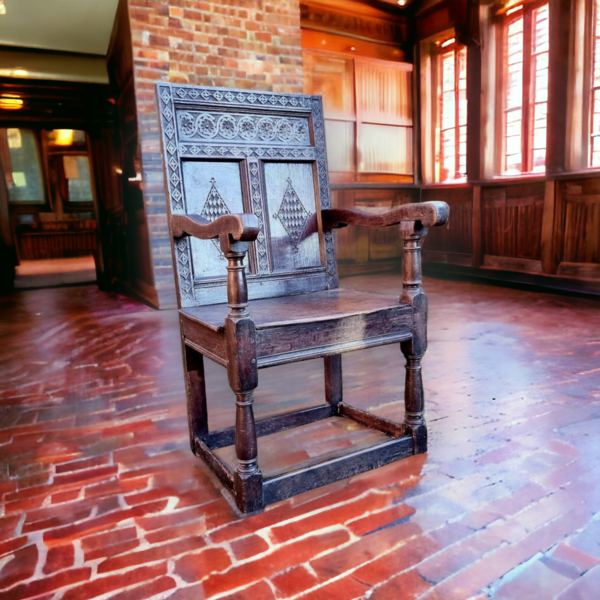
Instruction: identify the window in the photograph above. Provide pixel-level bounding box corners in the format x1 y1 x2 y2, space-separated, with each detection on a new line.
0 128 45 203
303 50 413 182
45 130 95 207
591 0 600 166
0 128 95 209
501 3 549 175
65 156 94 202
439 41 467 181
418 32 467 183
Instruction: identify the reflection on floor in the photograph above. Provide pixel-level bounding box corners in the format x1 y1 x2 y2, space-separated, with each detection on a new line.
1 274 599 600
14 256 96 289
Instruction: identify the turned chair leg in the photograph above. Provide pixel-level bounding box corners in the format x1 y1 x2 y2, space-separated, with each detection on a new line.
400 220 429 455
223 236 263 513
231 386 262 512
401 343 427 454
183 344 209 451
324 355 343 415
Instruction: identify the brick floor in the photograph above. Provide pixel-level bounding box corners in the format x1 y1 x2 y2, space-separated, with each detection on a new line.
0 275 599 599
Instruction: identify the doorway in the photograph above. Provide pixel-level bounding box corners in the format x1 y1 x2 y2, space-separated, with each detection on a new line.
1 127 99 289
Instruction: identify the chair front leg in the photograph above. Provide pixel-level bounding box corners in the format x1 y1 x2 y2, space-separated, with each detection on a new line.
400 221 429 455
223 236 263 512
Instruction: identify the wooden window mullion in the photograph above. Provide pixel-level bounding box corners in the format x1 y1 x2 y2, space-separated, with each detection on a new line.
522 9 533 173
590 0 600 166
454 47 460 177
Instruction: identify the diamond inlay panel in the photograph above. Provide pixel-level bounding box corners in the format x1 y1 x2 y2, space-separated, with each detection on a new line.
181 161 244 288
264 163 322 273
274 178 310 249
201 178 231 255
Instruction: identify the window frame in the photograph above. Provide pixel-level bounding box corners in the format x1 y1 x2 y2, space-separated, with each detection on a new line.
589 0 600 166
2 128 50 208
44 130 96 212
437 39 468 182
496 1 549 176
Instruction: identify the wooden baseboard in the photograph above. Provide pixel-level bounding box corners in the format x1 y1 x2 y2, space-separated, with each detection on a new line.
422 250 473 267
556 262 600 281
482 255 544 275
338 260 401 277
423 262 600 297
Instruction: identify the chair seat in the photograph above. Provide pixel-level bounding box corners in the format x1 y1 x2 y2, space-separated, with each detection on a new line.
180 288 413 367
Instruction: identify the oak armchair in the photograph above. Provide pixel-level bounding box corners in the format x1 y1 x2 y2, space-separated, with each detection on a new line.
157 84 449 513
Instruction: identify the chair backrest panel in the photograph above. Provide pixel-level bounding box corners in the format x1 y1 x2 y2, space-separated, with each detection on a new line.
157 84 338 307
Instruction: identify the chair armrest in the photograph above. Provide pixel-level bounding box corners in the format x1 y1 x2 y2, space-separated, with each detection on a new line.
322 201 449 230
171 213 260 242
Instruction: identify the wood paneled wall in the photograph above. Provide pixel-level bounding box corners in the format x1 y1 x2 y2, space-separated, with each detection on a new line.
18 227 97 260
553 178 600 282
422 186 473 265
481 183 544 262
418 176 600 294
332 186 419 272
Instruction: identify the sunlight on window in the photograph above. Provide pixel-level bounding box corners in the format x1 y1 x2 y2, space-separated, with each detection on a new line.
531 4 549 172
591 0 600 166
504 15 524 174
7 128 21 149
503 4 548 175
0 128 45 202
440 44 467 181
12 172 26 187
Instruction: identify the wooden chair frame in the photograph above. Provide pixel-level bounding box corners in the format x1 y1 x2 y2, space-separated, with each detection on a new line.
157 84 449 513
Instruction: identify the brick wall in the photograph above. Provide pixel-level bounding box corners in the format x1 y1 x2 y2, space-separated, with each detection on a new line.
126 0 304 308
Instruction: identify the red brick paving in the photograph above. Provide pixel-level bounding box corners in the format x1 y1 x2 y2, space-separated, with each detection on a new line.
0 276 599 599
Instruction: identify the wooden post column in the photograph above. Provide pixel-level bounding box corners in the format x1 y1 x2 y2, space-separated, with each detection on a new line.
221 235 263 513
400 220 429 455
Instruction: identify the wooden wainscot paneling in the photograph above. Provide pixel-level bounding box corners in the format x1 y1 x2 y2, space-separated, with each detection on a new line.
481 181 545 274
17 221 98 260
421 186 473 266
555 178 600 281
332 187 419 273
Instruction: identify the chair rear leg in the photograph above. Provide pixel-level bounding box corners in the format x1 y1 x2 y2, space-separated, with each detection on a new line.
324 355 343 415
184 345 209 451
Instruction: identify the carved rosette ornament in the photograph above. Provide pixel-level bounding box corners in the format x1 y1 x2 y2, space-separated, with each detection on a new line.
177 112 310 146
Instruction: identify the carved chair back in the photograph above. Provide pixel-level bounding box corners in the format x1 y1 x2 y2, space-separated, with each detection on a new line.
157 85 338 307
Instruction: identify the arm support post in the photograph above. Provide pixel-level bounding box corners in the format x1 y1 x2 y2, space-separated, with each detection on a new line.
321 200 449 455
320 199 449 456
